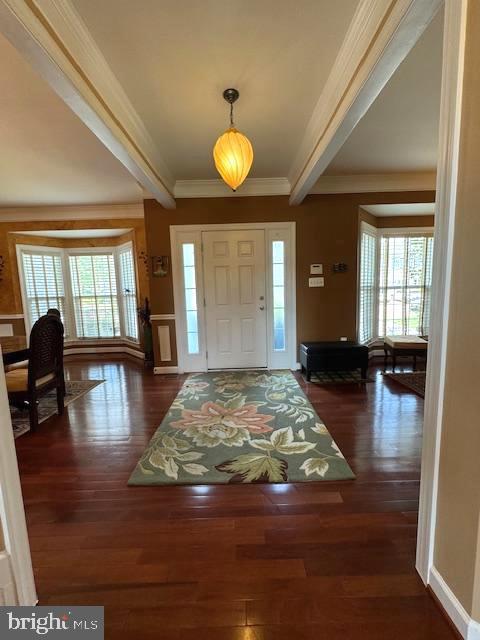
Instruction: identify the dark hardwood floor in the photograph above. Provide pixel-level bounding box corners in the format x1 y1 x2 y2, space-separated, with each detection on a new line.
14 358 456 639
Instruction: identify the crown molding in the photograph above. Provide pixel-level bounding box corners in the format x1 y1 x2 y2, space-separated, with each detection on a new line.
310 172 436 194
0 0 175 209
150 314 176 321
174 178 291 199
0 203 144 222
289 0 442 205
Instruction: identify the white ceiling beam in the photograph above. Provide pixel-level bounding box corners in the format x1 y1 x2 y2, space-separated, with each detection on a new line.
289 0 443 206
0 0 175 209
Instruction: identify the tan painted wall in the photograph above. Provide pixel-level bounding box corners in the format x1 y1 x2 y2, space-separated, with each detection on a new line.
433 0 480 618
0 219 149 335
145 191 435 367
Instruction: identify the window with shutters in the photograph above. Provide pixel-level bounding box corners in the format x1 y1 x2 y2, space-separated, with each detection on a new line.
69 253 121 338
118 243 139 341
17 244 140 342
20 248 68 335
358 224 377 344
378 234 434 337
358 226 434 343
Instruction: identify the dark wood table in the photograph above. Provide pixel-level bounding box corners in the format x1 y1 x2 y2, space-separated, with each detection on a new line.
1 336 28 367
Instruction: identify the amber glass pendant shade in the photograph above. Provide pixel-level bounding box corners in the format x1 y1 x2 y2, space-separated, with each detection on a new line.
213 127 254 191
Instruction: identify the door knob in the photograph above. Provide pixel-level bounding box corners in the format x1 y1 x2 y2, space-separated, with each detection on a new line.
259 306 265 310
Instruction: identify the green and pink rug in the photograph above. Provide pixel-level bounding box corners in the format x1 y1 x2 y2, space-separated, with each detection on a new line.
129 370 354 485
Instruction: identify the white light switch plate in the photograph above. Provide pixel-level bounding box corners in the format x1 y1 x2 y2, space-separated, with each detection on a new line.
309 277 324 287
310 263 323 275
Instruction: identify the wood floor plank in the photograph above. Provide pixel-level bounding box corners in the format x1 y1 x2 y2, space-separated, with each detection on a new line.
12 358 457 638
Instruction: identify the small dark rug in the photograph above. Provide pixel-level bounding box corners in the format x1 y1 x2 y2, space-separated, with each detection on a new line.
308 371 373 384
11 379 104 439
384 371 426 397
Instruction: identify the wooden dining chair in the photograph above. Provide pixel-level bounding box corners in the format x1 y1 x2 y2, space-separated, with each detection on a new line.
5 314 65 431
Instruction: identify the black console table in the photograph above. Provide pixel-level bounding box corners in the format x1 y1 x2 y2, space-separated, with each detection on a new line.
300 341 369 381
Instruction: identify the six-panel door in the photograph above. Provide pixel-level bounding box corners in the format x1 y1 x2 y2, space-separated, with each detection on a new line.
202 229 267 369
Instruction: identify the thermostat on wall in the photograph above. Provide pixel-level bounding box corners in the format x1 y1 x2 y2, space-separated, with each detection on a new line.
310 263 323 275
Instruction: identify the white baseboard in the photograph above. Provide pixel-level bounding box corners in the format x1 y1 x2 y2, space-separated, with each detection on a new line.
0 551 17 606
154 366 179 374
64 346 144 359
429 566 480 639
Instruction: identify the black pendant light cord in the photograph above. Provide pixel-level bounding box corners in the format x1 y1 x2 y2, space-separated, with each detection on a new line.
223 88 239 129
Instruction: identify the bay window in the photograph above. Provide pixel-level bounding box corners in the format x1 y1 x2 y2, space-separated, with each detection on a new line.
17 242 138 342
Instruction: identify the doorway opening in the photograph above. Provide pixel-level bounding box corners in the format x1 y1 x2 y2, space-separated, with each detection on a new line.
170 222 296 373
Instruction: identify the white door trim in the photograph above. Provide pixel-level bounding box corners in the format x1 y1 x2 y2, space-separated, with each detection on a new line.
171 222 296 373
416 0 467 585
0 352 37 605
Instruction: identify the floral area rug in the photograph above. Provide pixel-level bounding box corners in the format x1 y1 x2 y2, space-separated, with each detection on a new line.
11 380 104 439
129 370 354 485
384 371 426 397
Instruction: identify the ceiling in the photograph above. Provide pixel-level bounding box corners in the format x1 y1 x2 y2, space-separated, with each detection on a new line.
17 228 132 239
361 203 436 217
0 33 142 207
71 0 359 180
0 1 444 208
324 9 443 176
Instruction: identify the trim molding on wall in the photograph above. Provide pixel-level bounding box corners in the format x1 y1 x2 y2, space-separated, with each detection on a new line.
416 0 467 585
311 173 437 194
0 361 37 605
0 203 144 223
151 314 176 321
64 345 144 359
429 567 480 640
0 315 24 320
174 178 291 198
158 326 172 362
0 552 16 606
154 366 179 374
173 174 437 198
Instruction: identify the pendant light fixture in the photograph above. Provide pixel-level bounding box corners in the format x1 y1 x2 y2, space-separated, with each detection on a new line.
213 88 253 191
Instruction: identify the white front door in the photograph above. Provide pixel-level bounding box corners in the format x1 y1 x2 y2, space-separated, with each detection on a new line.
202 229 267 369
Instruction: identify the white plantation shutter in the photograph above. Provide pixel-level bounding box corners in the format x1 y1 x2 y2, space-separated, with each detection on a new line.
378 234 434 337
358 225 377 344
69 253 121 338
21 249 68 334
18 244 141 342
118 244 139 340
